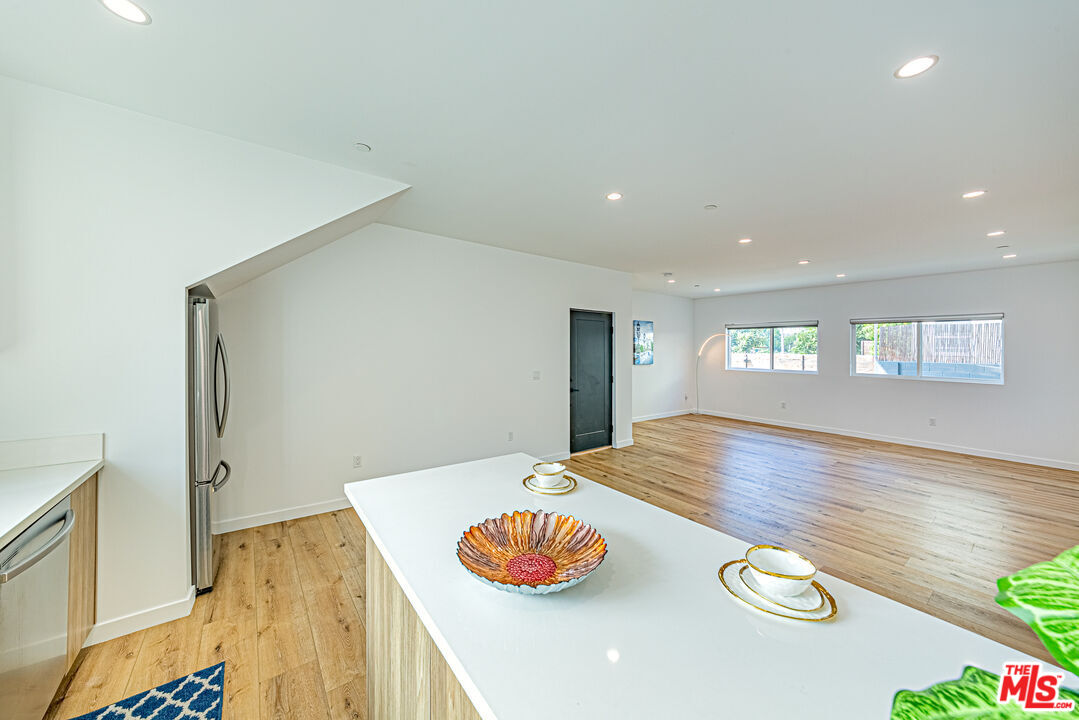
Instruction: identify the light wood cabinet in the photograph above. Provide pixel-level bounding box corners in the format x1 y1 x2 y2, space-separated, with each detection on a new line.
66 473 97 669
366 533 481 720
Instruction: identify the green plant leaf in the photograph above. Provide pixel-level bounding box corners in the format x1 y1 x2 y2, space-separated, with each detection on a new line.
996 545 1079 675
891 666 1079 719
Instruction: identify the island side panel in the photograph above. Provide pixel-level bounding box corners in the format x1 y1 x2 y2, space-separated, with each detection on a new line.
365 532 482 720
367 532 431 719
430 648 482 720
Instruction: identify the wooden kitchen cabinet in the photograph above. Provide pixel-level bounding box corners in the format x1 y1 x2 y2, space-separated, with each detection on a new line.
66 473 97 669
366 533 482 720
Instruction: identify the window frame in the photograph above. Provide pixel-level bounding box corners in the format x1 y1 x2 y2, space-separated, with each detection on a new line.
725 321 820 375
849 314 1004 385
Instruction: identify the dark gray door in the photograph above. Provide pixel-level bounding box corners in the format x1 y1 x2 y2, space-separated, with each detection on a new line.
570 310 613 453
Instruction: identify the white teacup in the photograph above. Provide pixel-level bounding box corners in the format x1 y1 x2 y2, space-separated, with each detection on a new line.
532 462 566 489
745 544 816 598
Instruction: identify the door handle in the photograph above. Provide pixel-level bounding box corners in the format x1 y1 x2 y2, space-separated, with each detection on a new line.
0 510 75 584
215 334 230 438
211 460 232 491
570 387 580 392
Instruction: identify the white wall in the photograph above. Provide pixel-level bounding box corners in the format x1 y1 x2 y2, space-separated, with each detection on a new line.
0 75 406 639
214 224 633 530
695 261 1079 469
631 291 695 421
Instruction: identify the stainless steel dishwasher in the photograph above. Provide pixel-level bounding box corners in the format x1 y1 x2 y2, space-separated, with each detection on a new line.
0 497 74 720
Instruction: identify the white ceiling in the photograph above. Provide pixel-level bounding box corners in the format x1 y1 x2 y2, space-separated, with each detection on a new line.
2 1 1077 297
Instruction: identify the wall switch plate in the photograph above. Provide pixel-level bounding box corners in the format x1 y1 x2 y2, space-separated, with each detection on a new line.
508 431 514 442
928 417 937 427
780 401 787 409
352 455 363 468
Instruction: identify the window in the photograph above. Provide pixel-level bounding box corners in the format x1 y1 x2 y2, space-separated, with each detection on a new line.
726 322 818 373
851 315 1003 383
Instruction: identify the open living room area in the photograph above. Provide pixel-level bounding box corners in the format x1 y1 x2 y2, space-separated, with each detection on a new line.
2 2 1078 719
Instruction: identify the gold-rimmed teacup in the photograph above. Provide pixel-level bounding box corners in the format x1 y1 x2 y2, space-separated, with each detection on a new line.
744 544 816 598
531 462 567 489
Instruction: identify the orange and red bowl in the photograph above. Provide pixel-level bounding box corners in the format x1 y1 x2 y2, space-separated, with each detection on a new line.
456 510 607 594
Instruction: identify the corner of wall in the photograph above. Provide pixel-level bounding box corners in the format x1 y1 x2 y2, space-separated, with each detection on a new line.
85 585 197 647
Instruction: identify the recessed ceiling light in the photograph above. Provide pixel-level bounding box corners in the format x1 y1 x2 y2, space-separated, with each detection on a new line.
713 288 721 292
836 273 846 278
987 230 1005 237
1002 253 1017 259
100 0 151 24
606 192 623 201
353 142 372 152
738 238 753 244
704 204 718 210
798 259 811 265
962 190 987 199
894 55 938 79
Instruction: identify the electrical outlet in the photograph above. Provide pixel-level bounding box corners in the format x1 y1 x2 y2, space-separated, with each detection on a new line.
532 370 541 381
508 431 514 442
928 417 937 427
780 401 787 409
352 455 363 468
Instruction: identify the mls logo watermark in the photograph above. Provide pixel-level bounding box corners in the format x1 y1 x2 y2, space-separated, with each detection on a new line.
998 663 1075 711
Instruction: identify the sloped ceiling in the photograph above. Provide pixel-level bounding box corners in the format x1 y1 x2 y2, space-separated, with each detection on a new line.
1 0 1077 296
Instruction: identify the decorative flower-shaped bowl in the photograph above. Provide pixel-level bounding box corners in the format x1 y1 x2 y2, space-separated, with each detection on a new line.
456 510 607 595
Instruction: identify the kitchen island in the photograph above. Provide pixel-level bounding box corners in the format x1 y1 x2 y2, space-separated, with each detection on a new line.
344 453 1076 719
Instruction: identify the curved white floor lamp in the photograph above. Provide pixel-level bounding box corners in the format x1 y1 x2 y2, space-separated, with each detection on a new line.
695 332 727 414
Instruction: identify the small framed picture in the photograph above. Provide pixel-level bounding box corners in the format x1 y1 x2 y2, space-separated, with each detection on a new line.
633 320 654 365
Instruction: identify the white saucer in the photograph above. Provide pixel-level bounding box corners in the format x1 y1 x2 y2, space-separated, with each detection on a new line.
738 564 825 612
523 474 577 495
718 560 837 622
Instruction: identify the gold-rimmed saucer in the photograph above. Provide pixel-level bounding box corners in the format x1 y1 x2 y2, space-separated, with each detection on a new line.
718 559 837 622
523 474 577 495
738 564 825 612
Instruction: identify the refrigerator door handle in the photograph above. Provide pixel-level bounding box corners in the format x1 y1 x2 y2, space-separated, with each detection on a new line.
211 460 232 492
215 333 230 438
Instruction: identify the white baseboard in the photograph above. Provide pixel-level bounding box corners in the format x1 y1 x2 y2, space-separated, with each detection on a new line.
85 585 196 646
212 497 353 534
697 409 1079 471
632 409 693 422
85 498 355 647
539 439 633 461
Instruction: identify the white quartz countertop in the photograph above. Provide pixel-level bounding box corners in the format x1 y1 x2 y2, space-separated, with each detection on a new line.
345 453 1076 720
0 460 103 547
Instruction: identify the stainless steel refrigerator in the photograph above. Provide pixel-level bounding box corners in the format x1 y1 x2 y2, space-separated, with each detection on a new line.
188 293 231 594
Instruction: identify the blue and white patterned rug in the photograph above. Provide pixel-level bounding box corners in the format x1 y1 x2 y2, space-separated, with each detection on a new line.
71 662 224 720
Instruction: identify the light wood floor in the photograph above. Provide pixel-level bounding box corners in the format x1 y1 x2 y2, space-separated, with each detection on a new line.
48 416 1078 718
566 414 1079 662
47 510 369 720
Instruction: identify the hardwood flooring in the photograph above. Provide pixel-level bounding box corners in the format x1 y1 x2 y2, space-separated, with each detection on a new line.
47 416 1078 718
46 510 369 720
566 414 1079 663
